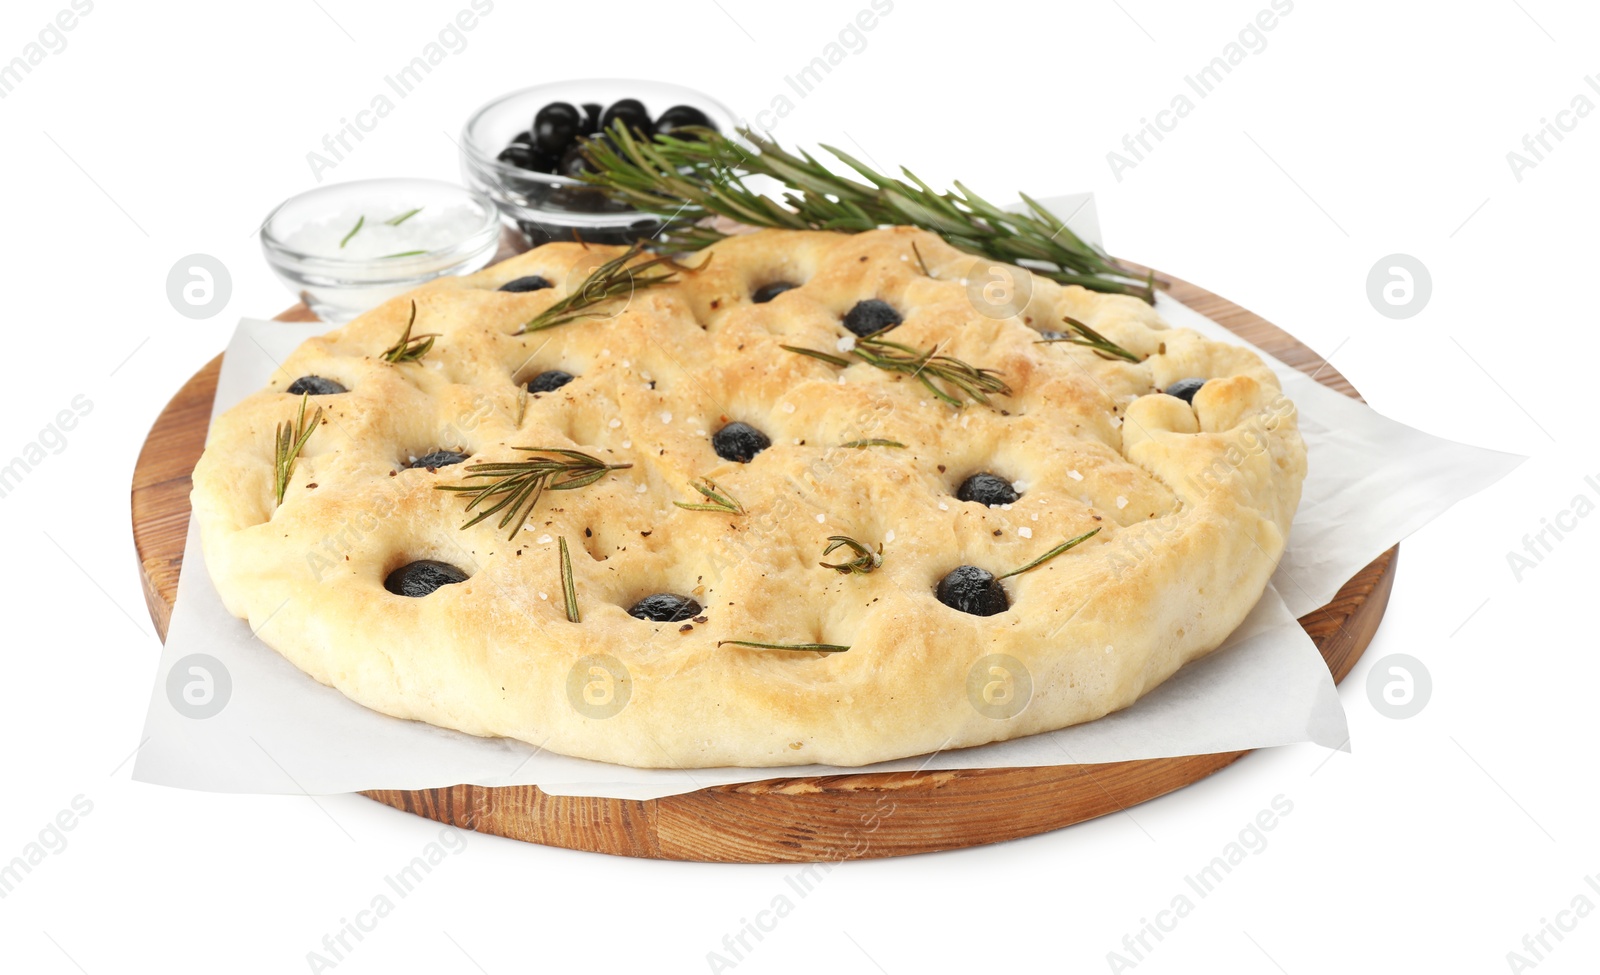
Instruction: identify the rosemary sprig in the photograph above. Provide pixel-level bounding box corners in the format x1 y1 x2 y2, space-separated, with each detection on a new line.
717 640 850 654
339 215 364 248
819 535 882 574
273 392 322 507
436 448 632 539
1037 316 1140 363
783 335 1011 407
380 250 428 259
516 242 686 334
385 207 423 226
673 477 744 514
839 438 905 449
997 528 1102 580
558 536 580 623
579 124 1155 302
381 301 439 364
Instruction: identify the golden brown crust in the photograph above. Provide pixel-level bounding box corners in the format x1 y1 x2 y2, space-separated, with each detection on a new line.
191 228 1305 768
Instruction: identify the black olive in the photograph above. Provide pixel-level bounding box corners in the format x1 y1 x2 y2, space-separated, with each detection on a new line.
600 98 653 137
627 592 701 622
712 421 771 464
526 369 575 393
509 129 534 147
384 560 469 597
287 376 345 396
497 144 539 169
499 275 552 293
533 101 583 155
654 104 715 139
956 472 1019 506
408 450 467 470
579 102 603 135
1165 378 1207 404
936 566 1009 616
751 281 797 304
842 299 902 337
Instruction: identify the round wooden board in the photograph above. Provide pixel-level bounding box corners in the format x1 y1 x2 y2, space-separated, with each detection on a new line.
130 267 1395 862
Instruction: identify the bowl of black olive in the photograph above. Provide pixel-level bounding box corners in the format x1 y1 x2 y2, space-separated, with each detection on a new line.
461 79 735 247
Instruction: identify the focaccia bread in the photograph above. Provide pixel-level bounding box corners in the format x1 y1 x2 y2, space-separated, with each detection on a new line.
191 227 1305 768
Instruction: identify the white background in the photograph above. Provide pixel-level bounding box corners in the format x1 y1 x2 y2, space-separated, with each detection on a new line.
1 0 1595 972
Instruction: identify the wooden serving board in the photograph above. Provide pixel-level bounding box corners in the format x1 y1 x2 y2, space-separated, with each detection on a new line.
130 267 1395 862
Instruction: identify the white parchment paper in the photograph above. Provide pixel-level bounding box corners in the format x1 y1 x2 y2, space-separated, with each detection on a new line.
133 200 1523 800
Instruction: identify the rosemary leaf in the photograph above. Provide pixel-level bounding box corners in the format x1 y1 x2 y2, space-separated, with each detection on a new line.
997 528 1102 580
780 344 851 368
910 241 933 277
380 250 428 259
385 207 424 226
717 640 851 653
273 392 322 507
339 215 364 249
839 439 906 449
558 536 580 623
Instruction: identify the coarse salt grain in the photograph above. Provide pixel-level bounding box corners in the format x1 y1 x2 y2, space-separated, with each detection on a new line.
536 534 552 544
636 483 648 493
815 514 826 523
539 592 549 600
885 529 896 543
836 335 857 352
1116 495 1129 509
938 501 949 511
783 402 796 414
1068 470 1083 481
608 418 621 428
622 440 632 448
660 411 673 423
1019 527 1033 538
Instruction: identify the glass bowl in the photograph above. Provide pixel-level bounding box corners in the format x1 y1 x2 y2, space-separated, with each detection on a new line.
460 79 737 246
260 178 500 323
